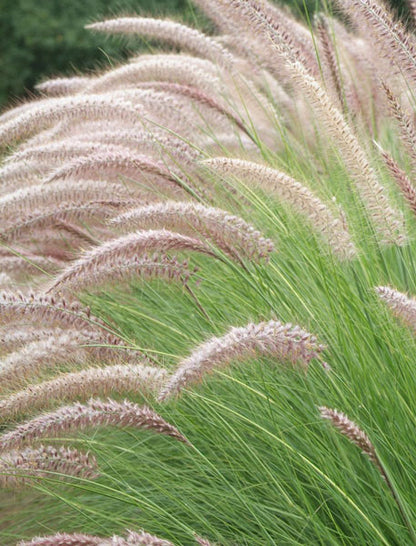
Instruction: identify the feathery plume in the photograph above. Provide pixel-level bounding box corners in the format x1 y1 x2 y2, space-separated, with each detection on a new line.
228 0 318 75
0 95 144 146
315 14 345 110
376 285 416 332
86 17 233 68
132 82 249 137
0 291 122 341
103 88 204 135
2 141 130 168
335 0 416 83
0 181 131 224
0 331 95 390
0 399 189 451
0 97 52 125
18 534 104 546
21 118 142 148
45 253 197 296
0 159 46 186
37 119 201 161
184 0 232 33
203 157 356 260
287 60 406 245
22 88 202 141
43 150 184 189
0 330 145 391
47 230 218 295
84 55 221 94
0 364 167 420
379 149 416 216
0 254 64 276
319 406 382 472
159 320 325 401
18 529 174 545
265 1 314 45
0 200 131 242
319 404 416 540
35 76 91 96
0 327 68 353
382 82 416 176
110 201 274 262
125 53 219 73
6 131 199 163
124 530 174 545
192 2 270 74
67 129 202 163
0 445 98 488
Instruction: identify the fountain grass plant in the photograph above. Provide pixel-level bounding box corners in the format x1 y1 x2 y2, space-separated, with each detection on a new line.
2 0 416 544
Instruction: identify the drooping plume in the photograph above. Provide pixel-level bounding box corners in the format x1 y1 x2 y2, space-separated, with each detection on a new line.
47 230 218 295
131 82 249 137
0 181 131 226
0 445 98 488
315 14 345 110
287 61 406 246
220 0 318 77
18 529 174 545
0 291 129 346
0 95 145 146
110 201 275 262
46 253 197 296
382 82 416 176
159 320 325 400
335 0 416 84
203 157 356 260
84 55 221 94
376 286 416 332
35 76 91 96
379 149 416 217
18 534 104 546
0 200 130 243
0 331 146 392
319 406 383 474
0 364 168 420
43 150 184 189
86 17 233 68
0 399 189 452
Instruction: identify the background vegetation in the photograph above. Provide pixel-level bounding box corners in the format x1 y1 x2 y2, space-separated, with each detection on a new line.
0 0 408 108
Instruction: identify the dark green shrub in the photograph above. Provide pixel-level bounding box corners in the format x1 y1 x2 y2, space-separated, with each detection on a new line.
0 0 408 108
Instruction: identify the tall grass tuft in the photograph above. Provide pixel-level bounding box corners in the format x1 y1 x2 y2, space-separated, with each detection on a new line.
2 0 416 544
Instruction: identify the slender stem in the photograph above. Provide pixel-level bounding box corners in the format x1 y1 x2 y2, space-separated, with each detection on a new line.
184 283 213 324
375 453 416 545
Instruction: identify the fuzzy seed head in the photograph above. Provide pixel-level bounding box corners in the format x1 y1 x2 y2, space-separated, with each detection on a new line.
159 320 325 400
0 399 189 451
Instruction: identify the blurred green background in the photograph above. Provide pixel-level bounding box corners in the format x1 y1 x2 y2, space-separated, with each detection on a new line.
0 0 409 109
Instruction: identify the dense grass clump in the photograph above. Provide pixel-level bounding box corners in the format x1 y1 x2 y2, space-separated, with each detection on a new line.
2 0 416 544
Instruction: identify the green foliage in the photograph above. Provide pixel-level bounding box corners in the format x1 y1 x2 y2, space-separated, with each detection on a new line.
3 189 416 544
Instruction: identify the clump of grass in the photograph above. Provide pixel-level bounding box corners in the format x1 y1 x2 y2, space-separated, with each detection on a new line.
2 0 416 544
